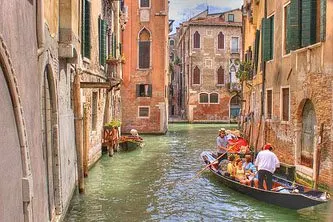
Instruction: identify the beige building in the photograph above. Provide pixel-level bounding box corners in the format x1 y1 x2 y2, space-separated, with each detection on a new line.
0 0 126 221
176 9 243 123
242 0 333 189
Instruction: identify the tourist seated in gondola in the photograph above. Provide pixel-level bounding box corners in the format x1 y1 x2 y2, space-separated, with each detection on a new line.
244 155 259 188
129 129 143 140
226 154 236 177
233 158 251 185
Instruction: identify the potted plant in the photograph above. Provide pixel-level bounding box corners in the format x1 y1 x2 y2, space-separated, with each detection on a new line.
104 119 122 129
106 55 119 65
120 54 126 64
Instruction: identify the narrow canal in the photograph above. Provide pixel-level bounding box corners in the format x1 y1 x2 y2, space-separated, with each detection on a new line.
65 124 331 221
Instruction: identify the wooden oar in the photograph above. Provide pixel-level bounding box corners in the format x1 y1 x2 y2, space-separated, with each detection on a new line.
181 152 228 185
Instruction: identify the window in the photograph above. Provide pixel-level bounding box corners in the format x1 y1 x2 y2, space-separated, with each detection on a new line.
139 107 150 118
91 92 98 131
205 59 212 68
199 93 209 103
140 0 149 8
266 89 272 119
228 14 234 22
169 39 175 46
282 88 289 121
82 0 91 59
218 32 225 49
283 3 291 54
217 66 224 85
98 17 107 65
170 52 175 62
231 37 239 53
136 84 152 97
286 0 326 51
193 66 200 85
138 28 150 69
210 93 219 104
263 15 274 61
230 95 241 106
193 31 200 49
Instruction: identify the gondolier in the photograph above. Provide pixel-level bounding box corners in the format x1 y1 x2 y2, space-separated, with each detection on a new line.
255 143 280 190
216 128 229 161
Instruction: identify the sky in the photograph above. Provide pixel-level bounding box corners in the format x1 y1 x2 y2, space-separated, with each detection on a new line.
169 0 243 32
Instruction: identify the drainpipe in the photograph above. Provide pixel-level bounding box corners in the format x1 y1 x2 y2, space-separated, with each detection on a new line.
37 0 45 56
73 72 84 193
261 0 268 143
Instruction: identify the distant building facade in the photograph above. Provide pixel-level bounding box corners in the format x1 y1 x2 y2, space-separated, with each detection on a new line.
121 0 169 134
241 0 333 189
176 9 243 123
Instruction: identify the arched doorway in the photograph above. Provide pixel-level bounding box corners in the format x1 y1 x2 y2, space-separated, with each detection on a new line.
230 95 241 121
301 100 316 168
41 65 60 219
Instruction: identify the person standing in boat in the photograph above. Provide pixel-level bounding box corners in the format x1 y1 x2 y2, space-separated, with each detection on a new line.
216 128 229 162
255 143 280 190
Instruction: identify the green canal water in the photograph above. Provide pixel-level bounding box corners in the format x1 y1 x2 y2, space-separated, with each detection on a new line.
65 124 331 222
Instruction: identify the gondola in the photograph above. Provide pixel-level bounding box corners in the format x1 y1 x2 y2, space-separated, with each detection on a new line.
119 135 144 150
200 151 329 210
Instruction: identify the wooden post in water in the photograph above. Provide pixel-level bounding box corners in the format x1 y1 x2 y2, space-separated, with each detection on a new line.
314 123 324 189
83 105 89 177
73 72 84 193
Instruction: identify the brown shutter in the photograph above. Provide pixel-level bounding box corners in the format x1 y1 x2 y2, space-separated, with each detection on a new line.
139 41 150 68
217 67 224 84
218 32 224 49
193 67 200 84
267 90 272 119
282 88 289 121
194 31 200 48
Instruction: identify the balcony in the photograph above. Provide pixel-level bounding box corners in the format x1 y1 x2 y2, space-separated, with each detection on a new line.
228 82 241 92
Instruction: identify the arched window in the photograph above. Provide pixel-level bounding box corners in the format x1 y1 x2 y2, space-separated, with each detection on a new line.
210 93 219 104
169 39 175 46
139 28 150 69
199 93 209 103
217 66 224 84
193 66 200 84
218 32 224 49
170 52 175 62
230 95 241 106
193 31 200 49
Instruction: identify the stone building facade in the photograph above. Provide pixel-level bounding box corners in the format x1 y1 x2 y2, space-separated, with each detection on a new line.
175 9 243 123
242 0 333 189
121 0 169 134
168 32 184 118
0 0 125 221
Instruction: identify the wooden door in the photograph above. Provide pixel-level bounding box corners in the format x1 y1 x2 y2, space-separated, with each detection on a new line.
301 100 316 168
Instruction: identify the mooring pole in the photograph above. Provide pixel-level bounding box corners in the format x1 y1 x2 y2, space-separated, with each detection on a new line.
74 72 84 193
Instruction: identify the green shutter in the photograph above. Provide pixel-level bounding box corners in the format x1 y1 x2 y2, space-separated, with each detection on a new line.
254 30 260 73
320 0 326 41
270 16 274 59
301 0 317 47
84 0 91 58
262 18 272 61
289 0 301 50
101 20 107 65
148 85 152 97
82 0 85 55
98 17 102 65
286 4 291 53
113 35 117 58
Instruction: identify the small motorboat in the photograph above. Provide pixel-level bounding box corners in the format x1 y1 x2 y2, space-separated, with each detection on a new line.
200 151 329 210
119 135 144 150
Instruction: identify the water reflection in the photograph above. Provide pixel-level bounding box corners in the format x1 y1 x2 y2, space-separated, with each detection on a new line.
65 124 331 222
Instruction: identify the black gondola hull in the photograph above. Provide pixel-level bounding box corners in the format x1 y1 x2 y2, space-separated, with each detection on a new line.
201 151 328 210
